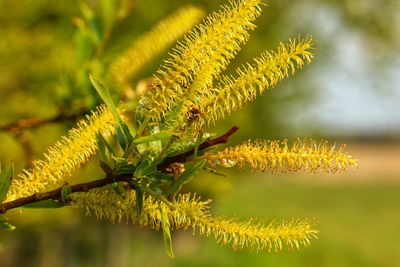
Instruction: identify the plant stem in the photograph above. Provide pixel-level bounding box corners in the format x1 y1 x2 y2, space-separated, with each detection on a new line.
0 125 239 214
0 175 130 214
0 111 85 134
159 126 239 169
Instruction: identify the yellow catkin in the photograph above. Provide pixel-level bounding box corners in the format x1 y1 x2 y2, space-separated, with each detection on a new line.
203 139 357 173
139 0 263 121
71 189 318 252
185 36 314 131
5 105 121 202
108 5 205 85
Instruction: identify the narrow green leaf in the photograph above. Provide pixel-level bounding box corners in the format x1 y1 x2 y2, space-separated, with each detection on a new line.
23 200 65 209
97 134 107 160
100 160 113 174
0 162 14 203
134 160 156 178
117 163 136 175
168 160 206 194
148 172 174 184
166 133 215 158
135 188 143 219
117 126 129 149
61 186 72 203
90 74 134 145
97 133 115 156
132 132 173 145
159 207 174 258
116 119 134 150
89 74 119 118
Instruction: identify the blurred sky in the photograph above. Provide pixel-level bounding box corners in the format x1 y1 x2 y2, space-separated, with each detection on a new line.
302 2 400 135
286 0 400 135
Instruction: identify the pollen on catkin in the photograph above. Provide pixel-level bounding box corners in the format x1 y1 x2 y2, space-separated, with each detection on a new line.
184 35 314 131
71 188 318 252
203 139 357 173
5 105 121 202
108 5 205 85
138 0 263 122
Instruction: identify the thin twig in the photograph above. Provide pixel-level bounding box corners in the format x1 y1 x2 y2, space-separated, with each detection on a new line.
0 174 130 214
0 126 239 214
159 126 239 169
0 111 85 134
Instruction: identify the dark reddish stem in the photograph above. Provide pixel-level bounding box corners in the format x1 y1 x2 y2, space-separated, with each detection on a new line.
159 126 239 169
0 175 130 214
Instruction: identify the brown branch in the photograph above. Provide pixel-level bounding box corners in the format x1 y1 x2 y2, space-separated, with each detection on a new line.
0 110 85 134
159 126 239 169
0 174 130 214
0 126 239 214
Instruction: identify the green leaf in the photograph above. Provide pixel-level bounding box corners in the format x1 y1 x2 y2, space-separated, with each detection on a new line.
134 160 156 178
132 132 173 145
120 120 134 144
148 172 174 184
61 186 72 203
168 160 206 194
97 134 115 156
0 162 14 203
0 218 15 231
90 74 134 145
100 160 113 174
116 163 136 175
89 74 118 117
23 200 65 209
166 133 215 158
135 188 143 219
117 126 130 150
97 134 107 159
159 207 174 258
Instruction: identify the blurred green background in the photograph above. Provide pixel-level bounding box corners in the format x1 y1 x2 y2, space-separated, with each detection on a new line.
0 0 399 266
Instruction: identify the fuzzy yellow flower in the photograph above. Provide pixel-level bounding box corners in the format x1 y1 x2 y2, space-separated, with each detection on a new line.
71 188 318 252
6 105 121 201
139 0 263 121
109 5 205 85
204 139 357 173
180 36 314 131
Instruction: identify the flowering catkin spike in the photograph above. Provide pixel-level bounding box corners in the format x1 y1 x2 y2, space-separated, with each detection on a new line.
5 105 121 202
184 36 314 131
203 139 357 173
108 6 205 85
138 0 263 121
71 189 318 252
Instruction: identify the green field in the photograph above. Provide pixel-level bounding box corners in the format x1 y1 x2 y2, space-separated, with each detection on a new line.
170 179 400 267
2 175 398 267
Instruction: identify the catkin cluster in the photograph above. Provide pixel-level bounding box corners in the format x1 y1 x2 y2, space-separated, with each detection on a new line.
109 6 205 85
204 139 357 173
6 105 120 201
189 36 314 130
139 0 263 121
71 188 318 252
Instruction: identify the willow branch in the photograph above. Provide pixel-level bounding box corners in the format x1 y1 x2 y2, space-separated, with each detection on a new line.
0 110 85 134
0 126 239 214
159 126 239 169
0 174 130 214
